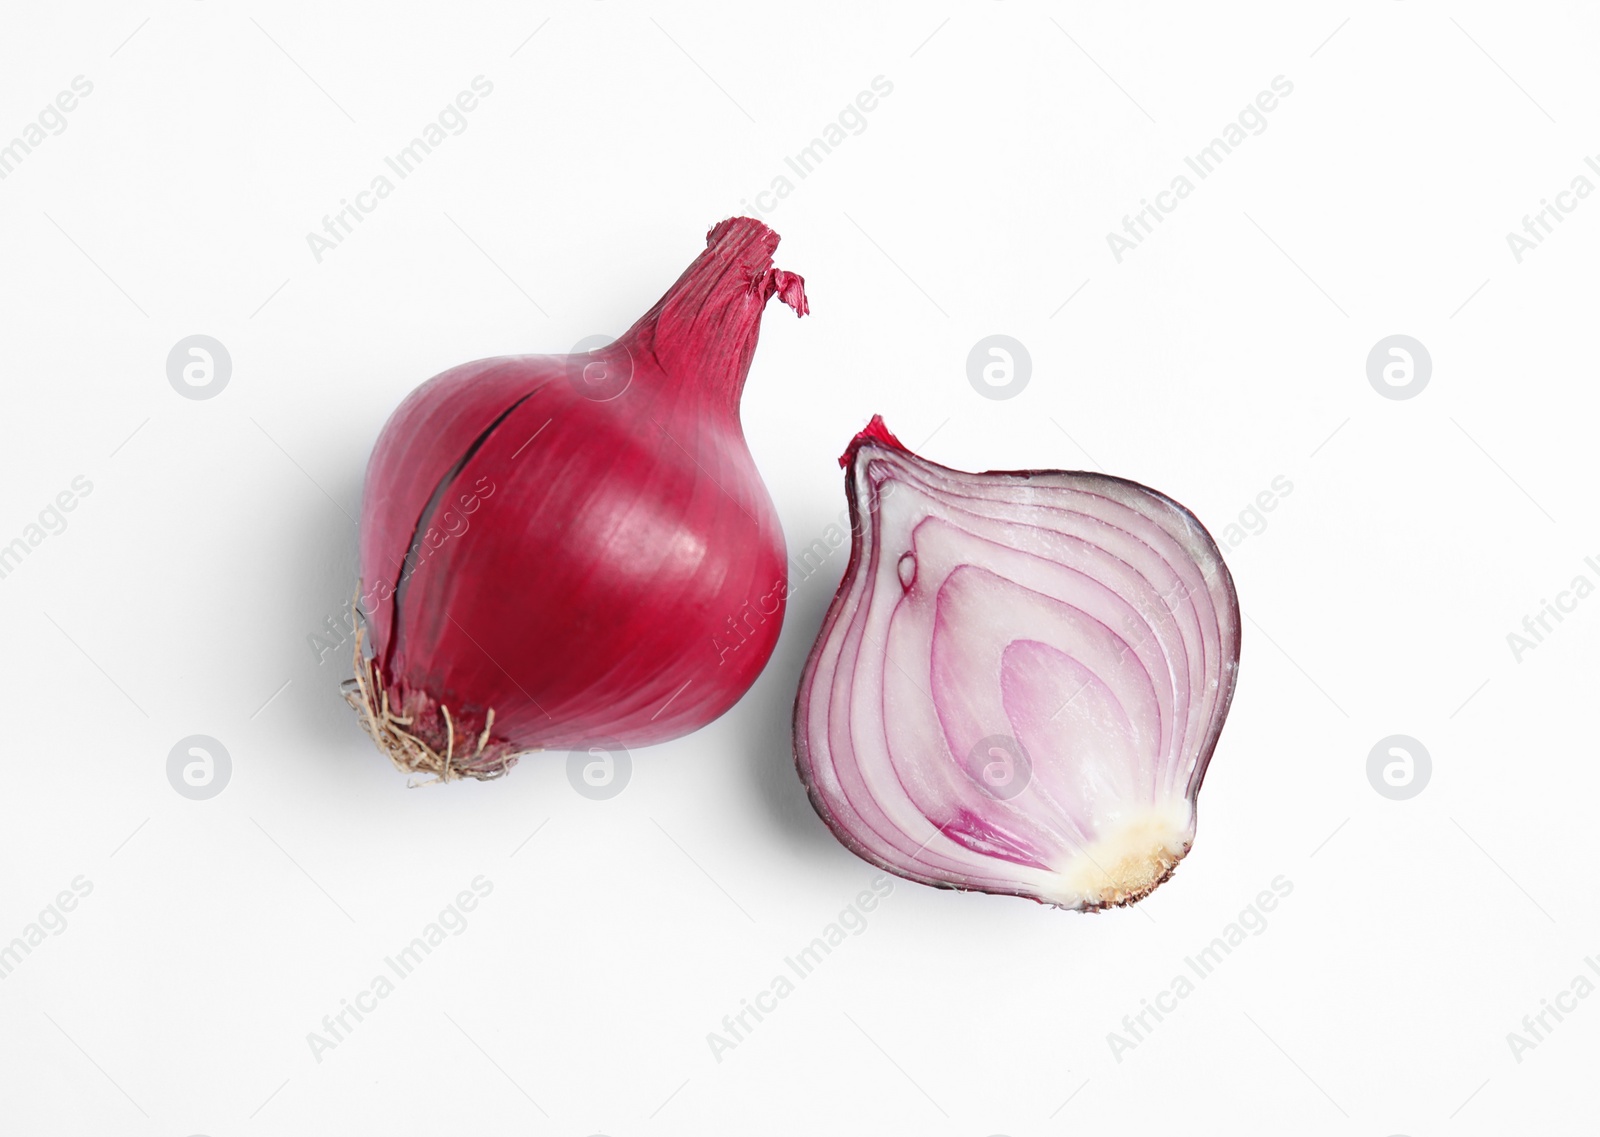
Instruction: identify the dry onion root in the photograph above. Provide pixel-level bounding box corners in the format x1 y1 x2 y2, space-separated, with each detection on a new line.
341 621 514 784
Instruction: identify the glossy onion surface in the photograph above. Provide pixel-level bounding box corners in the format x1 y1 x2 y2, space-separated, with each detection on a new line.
350 218 806 779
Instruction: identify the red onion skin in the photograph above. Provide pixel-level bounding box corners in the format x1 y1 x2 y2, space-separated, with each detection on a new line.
355 218 806 775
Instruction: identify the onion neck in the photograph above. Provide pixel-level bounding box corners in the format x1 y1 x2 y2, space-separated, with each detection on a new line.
625 216 807 414
840 415 910 468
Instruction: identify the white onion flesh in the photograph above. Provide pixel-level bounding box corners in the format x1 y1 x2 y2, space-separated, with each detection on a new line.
793 421 1240 910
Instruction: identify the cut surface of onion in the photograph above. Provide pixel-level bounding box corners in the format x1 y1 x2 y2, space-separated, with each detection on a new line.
794 418 1240 910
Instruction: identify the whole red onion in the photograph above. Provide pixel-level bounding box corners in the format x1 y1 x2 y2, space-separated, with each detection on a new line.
347 218 807 780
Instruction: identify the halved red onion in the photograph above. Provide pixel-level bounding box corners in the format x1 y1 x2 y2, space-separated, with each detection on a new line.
794 418 1240 910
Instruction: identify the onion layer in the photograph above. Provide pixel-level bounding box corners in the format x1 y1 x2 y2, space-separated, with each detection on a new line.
794 418 1240 909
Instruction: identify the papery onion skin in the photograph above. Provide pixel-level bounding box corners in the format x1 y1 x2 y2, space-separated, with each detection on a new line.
348 218 806 780
794 418 1240 910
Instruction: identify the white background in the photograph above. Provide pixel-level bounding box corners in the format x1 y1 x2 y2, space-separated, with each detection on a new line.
1 1 1596 1133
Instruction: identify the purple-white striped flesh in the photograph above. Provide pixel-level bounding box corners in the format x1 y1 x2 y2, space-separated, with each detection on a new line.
794 418 1241 910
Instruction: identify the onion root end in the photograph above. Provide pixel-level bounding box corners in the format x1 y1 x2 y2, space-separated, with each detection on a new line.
1059 806 1193 911
341 614 524 785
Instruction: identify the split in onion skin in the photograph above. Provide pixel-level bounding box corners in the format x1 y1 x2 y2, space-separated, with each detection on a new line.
793 418 1241 910
347 218 807 781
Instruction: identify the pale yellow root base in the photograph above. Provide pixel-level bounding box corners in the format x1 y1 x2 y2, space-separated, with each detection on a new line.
341 616 514 785
1057 804 1193 909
